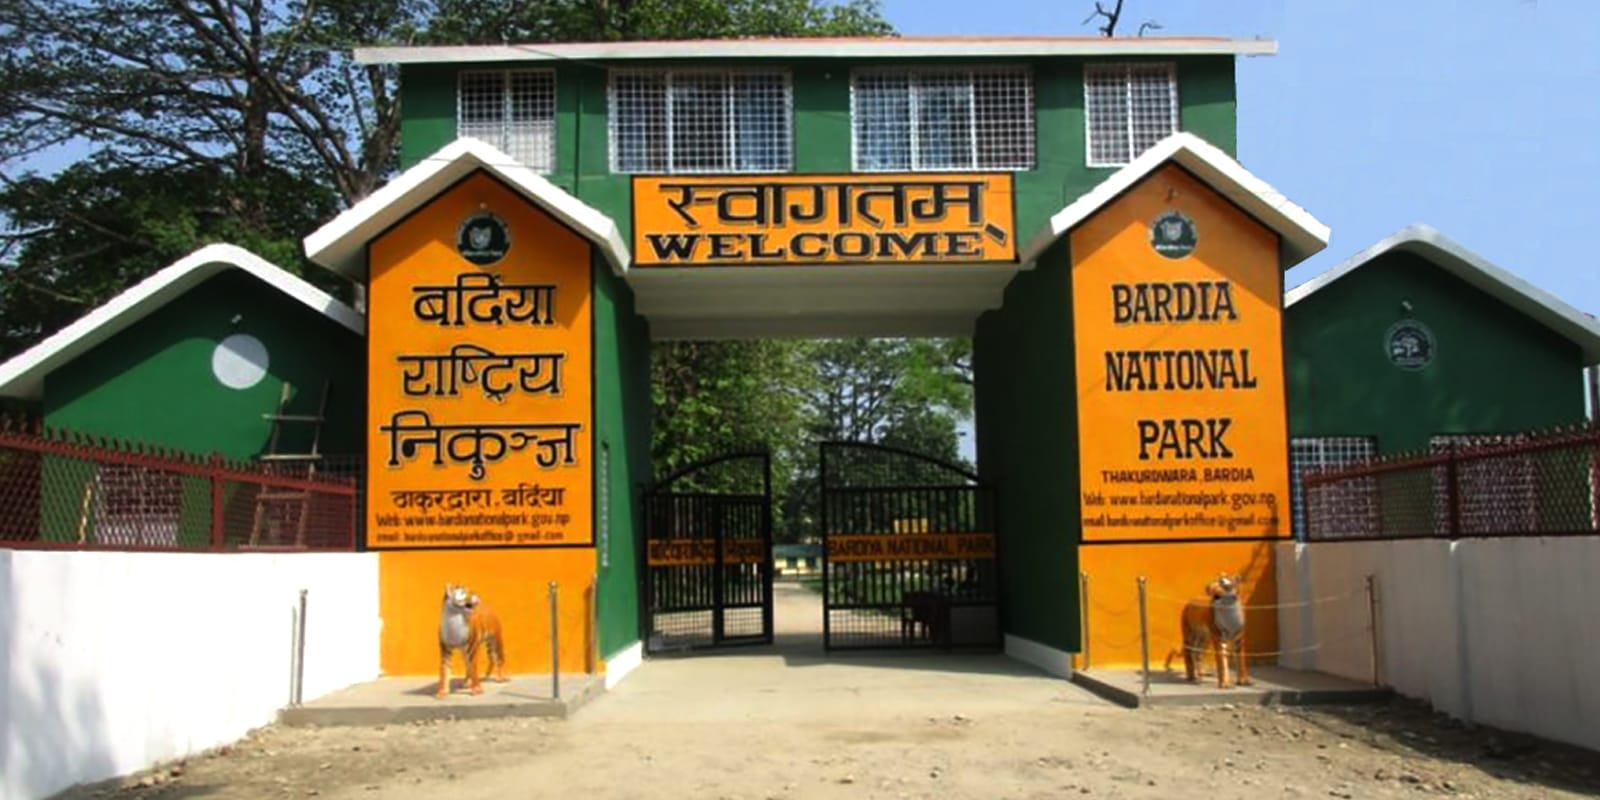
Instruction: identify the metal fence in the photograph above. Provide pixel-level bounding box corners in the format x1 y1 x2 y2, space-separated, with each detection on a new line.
0 416 360 551
1301 424 1600 541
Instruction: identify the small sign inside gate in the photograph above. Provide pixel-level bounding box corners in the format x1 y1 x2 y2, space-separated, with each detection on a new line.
647 539 766 567
826 533 995 563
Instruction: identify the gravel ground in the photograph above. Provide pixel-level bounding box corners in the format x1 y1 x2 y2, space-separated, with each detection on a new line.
45 585 1600 800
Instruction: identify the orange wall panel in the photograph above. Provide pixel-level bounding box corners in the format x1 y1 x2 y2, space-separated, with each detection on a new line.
1077 542 1279 671
378 549 598 676
1069 164 1291 542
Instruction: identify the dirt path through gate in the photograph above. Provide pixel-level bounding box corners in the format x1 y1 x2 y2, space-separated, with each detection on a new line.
57 584 1600 800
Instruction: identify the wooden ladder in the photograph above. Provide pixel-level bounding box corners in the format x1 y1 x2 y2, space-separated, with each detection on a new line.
249 380 329 547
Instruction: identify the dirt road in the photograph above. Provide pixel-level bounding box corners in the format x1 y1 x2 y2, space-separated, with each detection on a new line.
55 585 1600 800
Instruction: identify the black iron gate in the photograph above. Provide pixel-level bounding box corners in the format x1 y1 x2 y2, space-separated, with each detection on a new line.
642 450 773 653
820 442 1001 651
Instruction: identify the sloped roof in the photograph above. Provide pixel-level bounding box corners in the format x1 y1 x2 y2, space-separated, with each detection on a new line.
1286 223 1600 364
1019 131 1331 270
354 35 1276 65
302 137 629 280
0 243 363 400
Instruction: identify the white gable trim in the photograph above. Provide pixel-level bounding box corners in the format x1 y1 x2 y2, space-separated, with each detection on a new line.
1019 131 1330 270
1287 223 1600 364
302 137 630 280
0 244 363 400
354 36 1277 65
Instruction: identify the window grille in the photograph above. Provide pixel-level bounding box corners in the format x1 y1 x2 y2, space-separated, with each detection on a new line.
458 70 556 172
608 69 792 174
1084 62 1178 167
851 67 1034 172
1291 436 1378 538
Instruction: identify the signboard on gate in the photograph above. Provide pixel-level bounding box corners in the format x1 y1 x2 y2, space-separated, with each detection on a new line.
631 174 1016 266
1070 164 1291 541
365 171 593 549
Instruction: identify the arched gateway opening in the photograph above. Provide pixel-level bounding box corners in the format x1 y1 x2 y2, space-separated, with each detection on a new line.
302 111 1326 686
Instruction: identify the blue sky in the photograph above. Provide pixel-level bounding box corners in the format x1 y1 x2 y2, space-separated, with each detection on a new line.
881 0 1600 312
912 0 1600 461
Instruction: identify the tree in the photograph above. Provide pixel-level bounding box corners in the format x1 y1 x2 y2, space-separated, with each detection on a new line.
0 156 341 357
0 0 894 354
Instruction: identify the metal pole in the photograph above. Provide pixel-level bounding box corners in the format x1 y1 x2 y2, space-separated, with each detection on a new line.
1365 573 1380 687
1079 571 1091 671
1137 576 1150 697
549 581 561 700
294 589 308 706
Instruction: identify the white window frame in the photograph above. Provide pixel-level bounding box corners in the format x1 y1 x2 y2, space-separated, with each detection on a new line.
456 68 557 173
1083 62 1179 168
606 67 794 175
848 65 1036 172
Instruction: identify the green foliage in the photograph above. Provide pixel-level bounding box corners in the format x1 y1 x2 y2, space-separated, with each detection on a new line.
0 156 343 357
0 0 893 356
651 336 973 543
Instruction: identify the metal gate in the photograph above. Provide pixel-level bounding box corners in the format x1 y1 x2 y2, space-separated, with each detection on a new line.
820 442 1001 651
642 450 773 653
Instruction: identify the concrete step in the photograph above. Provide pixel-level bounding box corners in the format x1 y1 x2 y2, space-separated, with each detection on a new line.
278 673 605 727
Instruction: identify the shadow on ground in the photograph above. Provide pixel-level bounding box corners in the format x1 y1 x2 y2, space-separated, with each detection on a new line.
1288 696 1600 798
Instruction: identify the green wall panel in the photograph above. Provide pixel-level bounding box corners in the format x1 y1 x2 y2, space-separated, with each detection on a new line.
43 270 363 459
973 238 1079 651
1286 251 1585 453
400 54 1241 252
592 253 652 659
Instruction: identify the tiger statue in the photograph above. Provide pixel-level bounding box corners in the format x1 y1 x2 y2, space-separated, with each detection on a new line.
1163 573 1251 688
437 582 508 698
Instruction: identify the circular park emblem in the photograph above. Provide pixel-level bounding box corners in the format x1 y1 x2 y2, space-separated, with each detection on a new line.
457 211 511 265
1385 320 1435 371
1150 210 1198 259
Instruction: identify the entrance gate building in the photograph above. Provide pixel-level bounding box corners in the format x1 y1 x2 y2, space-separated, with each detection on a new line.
298 36 1333 684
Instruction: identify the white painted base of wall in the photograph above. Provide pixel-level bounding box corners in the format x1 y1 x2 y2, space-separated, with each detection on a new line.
602 640 643 689
1004 634 1076 679
1278 539 1600 754
1 550 381 800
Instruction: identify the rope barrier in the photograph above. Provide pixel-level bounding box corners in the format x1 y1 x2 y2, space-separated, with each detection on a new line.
1148 626 1375 660
1143 587 1365 612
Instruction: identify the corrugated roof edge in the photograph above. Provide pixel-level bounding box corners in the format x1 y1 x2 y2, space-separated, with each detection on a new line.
352 35 1277 64
1286 223 1600 365
0 243 363 400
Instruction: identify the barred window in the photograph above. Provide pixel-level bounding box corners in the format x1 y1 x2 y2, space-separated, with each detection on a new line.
1291 436 1378 538
1084 62 1178 167
851 67 1034 171
608 69 792 174
457 70 556 172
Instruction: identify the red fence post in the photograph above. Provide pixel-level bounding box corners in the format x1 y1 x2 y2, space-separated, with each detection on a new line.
209 453 225 551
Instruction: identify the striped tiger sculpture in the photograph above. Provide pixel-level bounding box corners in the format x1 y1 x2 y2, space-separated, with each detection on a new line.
437 583 508 698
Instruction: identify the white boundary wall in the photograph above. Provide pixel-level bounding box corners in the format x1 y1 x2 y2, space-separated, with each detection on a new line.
1 550 380 800
1277 539 1600 753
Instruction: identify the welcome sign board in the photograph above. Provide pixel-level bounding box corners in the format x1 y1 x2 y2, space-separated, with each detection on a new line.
632 174 1017 266
1070 165 1291 542
365 171 593 549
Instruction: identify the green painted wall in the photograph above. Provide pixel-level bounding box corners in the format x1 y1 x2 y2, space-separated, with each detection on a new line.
1286 251 1586 453
37 270 363 542
43 270 363 458
972 238 1079 651
397 55 1239 247
592 251 653 657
